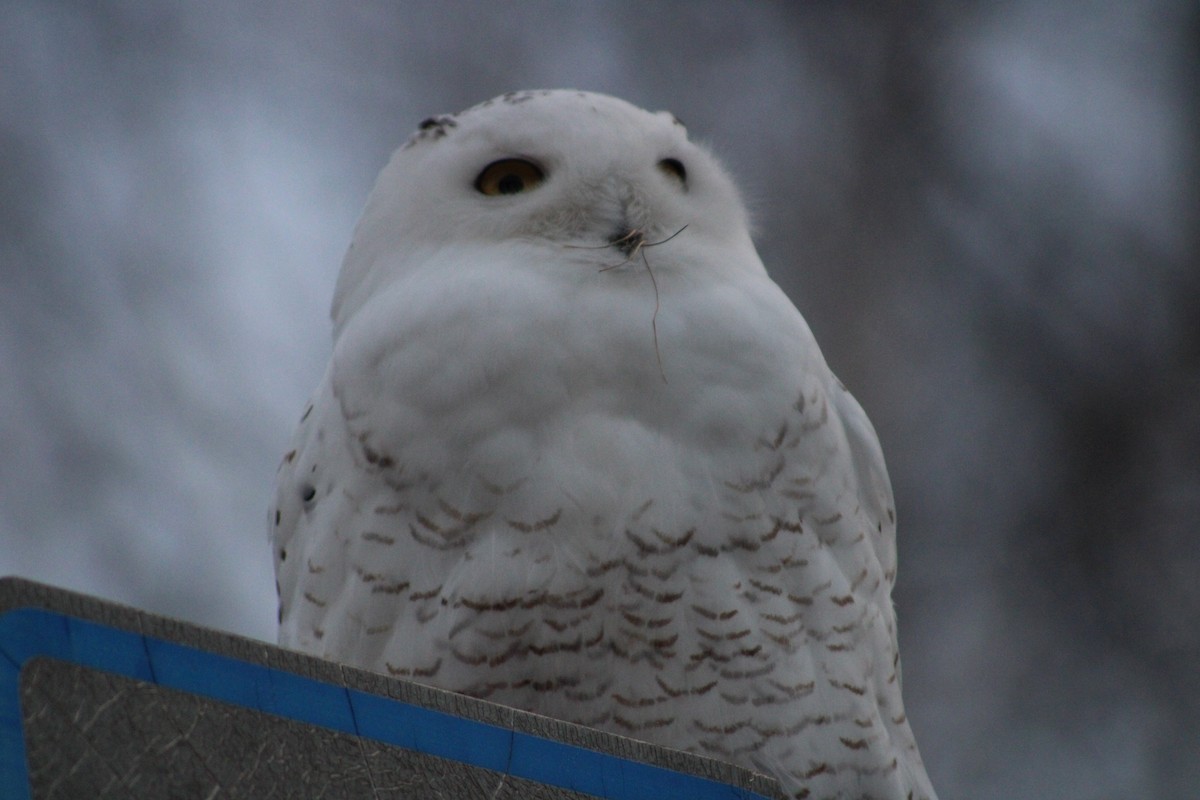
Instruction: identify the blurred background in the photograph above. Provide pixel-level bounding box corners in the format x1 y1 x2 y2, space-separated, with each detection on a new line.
2 2 1197 797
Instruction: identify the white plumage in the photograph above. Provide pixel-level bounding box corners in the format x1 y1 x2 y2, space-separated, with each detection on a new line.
272 90 935 799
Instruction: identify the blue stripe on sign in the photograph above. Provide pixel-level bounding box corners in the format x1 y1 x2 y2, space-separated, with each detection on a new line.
0 607 770 800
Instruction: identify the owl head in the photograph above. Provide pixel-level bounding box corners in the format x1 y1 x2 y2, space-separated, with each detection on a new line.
331 90 760 333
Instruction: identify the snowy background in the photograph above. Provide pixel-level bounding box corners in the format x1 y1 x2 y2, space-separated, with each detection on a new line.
2 2 1197 797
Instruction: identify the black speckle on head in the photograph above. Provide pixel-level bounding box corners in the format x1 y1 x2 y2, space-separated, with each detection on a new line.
279 547 287 562
403 114 459 149
502 90 540 105
301 484 316 503
274 509 281 526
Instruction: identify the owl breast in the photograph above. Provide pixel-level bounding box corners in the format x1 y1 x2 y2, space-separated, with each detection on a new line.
276 249 902 778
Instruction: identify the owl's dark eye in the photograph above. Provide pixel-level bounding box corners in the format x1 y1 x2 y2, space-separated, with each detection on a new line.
658 158 687 187
475 159 545 196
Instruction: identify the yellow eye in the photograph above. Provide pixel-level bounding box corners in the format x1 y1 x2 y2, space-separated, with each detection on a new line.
475 159 545 196
658 158 687 187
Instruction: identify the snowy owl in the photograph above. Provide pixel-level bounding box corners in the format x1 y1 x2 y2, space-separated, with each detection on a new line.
272 90 935 799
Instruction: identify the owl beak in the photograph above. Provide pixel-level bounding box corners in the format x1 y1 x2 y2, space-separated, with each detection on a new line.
608 226 646 258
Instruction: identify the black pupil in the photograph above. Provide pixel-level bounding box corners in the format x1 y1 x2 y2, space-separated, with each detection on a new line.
497 173 525 194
